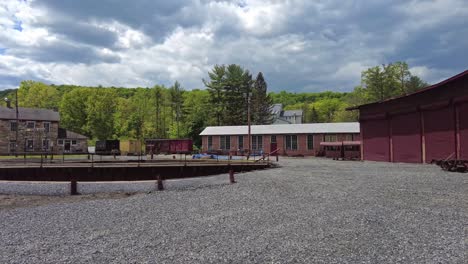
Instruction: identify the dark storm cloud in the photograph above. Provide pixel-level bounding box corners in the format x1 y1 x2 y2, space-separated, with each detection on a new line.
9 41 120 64
0 0 466 90
40 20 119 47
32 0 203 42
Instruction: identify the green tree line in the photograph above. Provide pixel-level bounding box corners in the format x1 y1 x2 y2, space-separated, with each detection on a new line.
0 62 428 146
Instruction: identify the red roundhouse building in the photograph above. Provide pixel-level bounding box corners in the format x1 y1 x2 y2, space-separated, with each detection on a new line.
350 70 468 163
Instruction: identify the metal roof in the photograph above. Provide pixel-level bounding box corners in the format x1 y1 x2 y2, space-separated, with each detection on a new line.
283 110 303 116
0 106 60 121
271 104 282 115
58 128 88 139
200 122 360 136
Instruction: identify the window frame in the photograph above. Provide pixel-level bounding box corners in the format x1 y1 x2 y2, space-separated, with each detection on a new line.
252 135 263 150
238 135 244 150
42 139 50 150
58 139 64 146
43 122 51 133
270 135 277 144
9 140 16 153
71 140 77 145
10 121 17 132
285 135 298 150
207 136 213 150
26 121 35 129
307 134 314 150
220 135 231 150
25 139 34 151
324 134 338 142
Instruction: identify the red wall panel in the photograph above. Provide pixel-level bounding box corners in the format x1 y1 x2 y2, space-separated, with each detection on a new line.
424 107 456 162
362 119 390 161
458 103 468 159
391 112 422 163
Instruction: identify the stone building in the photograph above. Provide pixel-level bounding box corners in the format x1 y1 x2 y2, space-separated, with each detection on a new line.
0 105 88 154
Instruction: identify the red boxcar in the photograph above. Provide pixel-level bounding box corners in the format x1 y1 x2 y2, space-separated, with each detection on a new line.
145 139 193 154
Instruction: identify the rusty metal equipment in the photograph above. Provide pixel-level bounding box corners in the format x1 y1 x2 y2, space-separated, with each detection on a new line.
432 159 468 172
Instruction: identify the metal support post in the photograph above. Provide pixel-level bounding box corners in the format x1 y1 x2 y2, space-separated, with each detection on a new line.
229 169 236 184
70 180 78 195
157 174 164 191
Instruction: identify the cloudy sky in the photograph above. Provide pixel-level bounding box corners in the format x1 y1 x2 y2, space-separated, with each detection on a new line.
0 0 467 92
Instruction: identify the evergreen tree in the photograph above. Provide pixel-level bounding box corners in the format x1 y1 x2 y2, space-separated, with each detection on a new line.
251 72 274 125
169 81 184 138
310 106 320 123
223 64 253 125
203 65 226 126
406 75 428 93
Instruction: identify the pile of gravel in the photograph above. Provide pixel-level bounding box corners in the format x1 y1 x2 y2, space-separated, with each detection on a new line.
0 158 466 263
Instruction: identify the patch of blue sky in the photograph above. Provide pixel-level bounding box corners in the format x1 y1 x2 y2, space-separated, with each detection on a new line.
13 20 22 31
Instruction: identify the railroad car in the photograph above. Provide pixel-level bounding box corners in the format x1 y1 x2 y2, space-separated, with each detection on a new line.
95 140 120 155
145 139 193 154
320 141 361 160
120 140 143 156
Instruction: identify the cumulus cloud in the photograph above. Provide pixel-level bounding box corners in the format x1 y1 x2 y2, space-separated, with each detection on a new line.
0 0 466 91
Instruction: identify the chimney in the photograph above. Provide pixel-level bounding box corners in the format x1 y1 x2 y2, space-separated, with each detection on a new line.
4 98 11 108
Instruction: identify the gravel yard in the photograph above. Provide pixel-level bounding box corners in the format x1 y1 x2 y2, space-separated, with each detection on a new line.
0 158 466 263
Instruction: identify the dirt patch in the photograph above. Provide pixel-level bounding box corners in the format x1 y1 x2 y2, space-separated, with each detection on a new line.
0 192 138 210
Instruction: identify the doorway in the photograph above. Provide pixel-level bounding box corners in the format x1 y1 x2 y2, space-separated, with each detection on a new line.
64 140 71 152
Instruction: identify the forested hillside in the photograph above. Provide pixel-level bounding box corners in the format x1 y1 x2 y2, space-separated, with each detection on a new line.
0 62 427 146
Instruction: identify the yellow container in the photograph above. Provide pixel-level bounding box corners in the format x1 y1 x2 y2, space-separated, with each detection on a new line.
120 140 142 156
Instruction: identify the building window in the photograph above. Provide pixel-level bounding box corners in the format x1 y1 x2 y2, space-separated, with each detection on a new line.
238 135 244 150
324 134 337 142
285 135 298 150
9 140 16 153
220 136 230 150
252 135 263 150
58 139 64 145
43 122 50 133
72 140 77 145
207 136 213 150
345 134 354 141
271 135 277 144
26 121 35 129
10 121 17 132
42 139 50 150
25 139 34 151
307 135 314 150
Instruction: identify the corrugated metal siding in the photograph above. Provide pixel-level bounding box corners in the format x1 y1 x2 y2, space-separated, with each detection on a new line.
391 112 422 163
424 107 456 162
458 103 468 159
362 119 390 161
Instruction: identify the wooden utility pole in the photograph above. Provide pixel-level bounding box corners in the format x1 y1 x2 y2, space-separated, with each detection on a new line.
15 90 19 156
247 92 251 160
